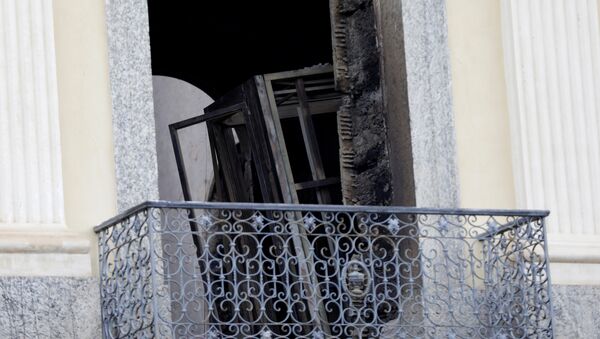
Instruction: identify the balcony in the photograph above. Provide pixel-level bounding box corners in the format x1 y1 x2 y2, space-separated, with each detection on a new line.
95 201 554 338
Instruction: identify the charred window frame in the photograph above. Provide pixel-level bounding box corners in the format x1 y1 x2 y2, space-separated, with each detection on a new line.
170 65 343 205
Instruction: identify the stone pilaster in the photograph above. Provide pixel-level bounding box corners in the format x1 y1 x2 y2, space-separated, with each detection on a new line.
105 0 159 211
501 0 600 263
0 0 65 225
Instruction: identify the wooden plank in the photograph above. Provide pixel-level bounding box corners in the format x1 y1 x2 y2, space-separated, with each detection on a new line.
258 75 329 334
243 81 282 203
275 91 339 105
275 92 296 105
294 177 341 191
255 75 299 204
263 64 333 81
296 78 340 336
169 102 245 130
277 98 340 120
296 78 332 204
275 77 334 87
222 98 341 127
206 123 227 202
264 74 336 336
211 124 247 202
273 84 335 95
210 124 261 328
234 126 255 202
168 124 204 259
241 81 305 331
223 127 250 201
169 125 193 202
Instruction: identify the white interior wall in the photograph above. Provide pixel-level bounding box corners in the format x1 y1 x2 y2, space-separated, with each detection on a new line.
152 76 214 202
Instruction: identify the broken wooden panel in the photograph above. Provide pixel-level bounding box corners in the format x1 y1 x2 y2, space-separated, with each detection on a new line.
172 65 343 206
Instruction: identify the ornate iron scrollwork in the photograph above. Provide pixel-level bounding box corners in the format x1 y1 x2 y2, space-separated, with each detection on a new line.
95 202 554 338
342 254 371 301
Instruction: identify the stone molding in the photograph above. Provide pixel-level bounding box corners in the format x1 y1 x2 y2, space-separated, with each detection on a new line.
548 234 600 264
0 231 90 254
0 231 92 277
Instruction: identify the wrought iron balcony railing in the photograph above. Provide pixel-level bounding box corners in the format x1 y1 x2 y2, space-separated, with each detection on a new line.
95 201 554 339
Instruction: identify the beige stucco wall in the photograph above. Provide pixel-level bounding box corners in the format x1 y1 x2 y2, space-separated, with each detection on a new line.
447 0 516 210
53 0 117 275
54 0 116 230
447 0 600 285
0 0 116 277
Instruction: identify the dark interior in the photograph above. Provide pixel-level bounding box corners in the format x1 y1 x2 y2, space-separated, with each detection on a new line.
148 0 334 99
150 1 343 205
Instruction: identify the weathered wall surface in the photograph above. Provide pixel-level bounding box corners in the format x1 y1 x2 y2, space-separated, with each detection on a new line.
374 0 416 207
330 0 393 206
105 0 159 211
552 285 600 338
397 0 460 209
152 76 214 201
0 277 100 338
375 0 460 209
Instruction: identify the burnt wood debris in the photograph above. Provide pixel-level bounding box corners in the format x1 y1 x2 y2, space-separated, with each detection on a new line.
170 65 343 206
